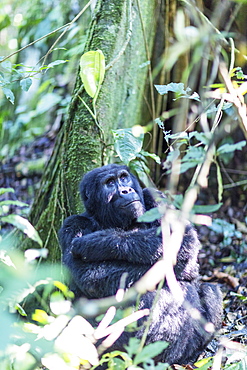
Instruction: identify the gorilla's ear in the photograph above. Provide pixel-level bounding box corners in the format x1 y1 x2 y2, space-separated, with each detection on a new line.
83 185 90 200
79 180 88 202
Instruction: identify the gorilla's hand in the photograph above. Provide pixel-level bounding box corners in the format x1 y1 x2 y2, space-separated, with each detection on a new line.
71 231 112 260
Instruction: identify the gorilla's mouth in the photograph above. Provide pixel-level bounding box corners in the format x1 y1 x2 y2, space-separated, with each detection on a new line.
121 200 141 208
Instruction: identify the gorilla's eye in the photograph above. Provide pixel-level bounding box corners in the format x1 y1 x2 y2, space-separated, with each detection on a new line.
120 173 128 181
106 178 114 186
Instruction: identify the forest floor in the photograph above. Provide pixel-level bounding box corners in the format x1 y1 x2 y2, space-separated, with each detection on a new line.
1 133 247 366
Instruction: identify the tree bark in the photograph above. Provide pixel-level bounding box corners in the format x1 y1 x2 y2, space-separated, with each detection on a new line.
26 0 159 260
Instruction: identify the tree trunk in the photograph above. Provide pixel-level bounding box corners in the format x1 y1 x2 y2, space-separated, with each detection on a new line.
26 0 159 260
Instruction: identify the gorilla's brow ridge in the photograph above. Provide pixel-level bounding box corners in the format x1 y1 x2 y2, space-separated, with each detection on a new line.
101 170 129 184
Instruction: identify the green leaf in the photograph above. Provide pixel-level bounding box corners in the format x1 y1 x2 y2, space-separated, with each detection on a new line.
108 357 126 370
179 160 200 174
0 188 14 195
35 92 61 115
129 160 150 187
192 203 223 214
46 59 68 69
15 303 27 317
165 131 189 143
112 128 144 164
217 140 246 155
138 207 163 223
155 83 200 101
0 14 11 32
80 50 105 98
189 131 212 145
1 215 43 246
125 338 141 358
0 200 29 208
173 194 183 209
2 87 15 104
1 60 12 71
20 77 32 92
155 82 188 95
134 341 169 365
194 357 213 369
215 161 223 202
32 309 49 325
182 146 205 161
140 150 161 164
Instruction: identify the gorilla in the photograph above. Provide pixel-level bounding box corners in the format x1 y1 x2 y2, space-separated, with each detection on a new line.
59 164 222 365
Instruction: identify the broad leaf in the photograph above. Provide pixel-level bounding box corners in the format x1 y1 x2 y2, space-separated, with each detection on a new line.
20 77 32 92
189 131 212 145
155 83 200 101
138 207 162 223
80 50 105 98
192 203 223 214
112 128 144 164
134 341 169 365
217 140 246 155
1 215 43 246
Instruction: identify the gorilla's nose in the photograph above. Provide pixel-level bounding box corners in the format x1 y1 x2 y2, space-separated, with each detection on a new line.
119 186 135 195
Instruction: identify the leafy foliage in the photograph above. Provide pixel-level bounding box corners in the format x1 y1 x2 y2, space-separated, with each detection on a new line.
154 82 200 101
1 0 247 369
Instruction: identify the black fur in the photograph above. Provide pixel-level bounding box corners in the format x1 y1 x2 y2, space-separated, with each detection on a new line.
59 164 222 364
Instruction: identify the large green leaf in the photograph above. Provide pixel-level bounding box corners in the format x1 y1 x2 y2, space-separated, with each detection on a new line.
1 215 43 246
79 50 105 98
112 128 144 165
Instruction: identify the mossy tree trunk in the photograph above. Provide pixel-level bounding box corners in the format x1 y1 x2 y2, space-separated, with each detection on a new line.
27 0 159 261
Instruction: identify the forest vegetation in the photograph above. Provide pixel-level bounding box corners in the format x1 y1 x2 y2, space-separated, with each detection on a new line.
0 0 247 369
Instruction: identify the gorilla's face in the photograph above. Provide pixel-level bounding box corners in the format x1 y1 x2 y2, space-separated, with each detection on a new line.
102 168 145 220
80 164 145 229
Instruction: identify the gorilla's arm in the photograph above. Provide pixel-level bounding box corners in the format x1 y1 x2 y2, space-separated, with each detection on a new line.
71 223 200 281
58 213 99 253
71 227 162 265
59 214 151 298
